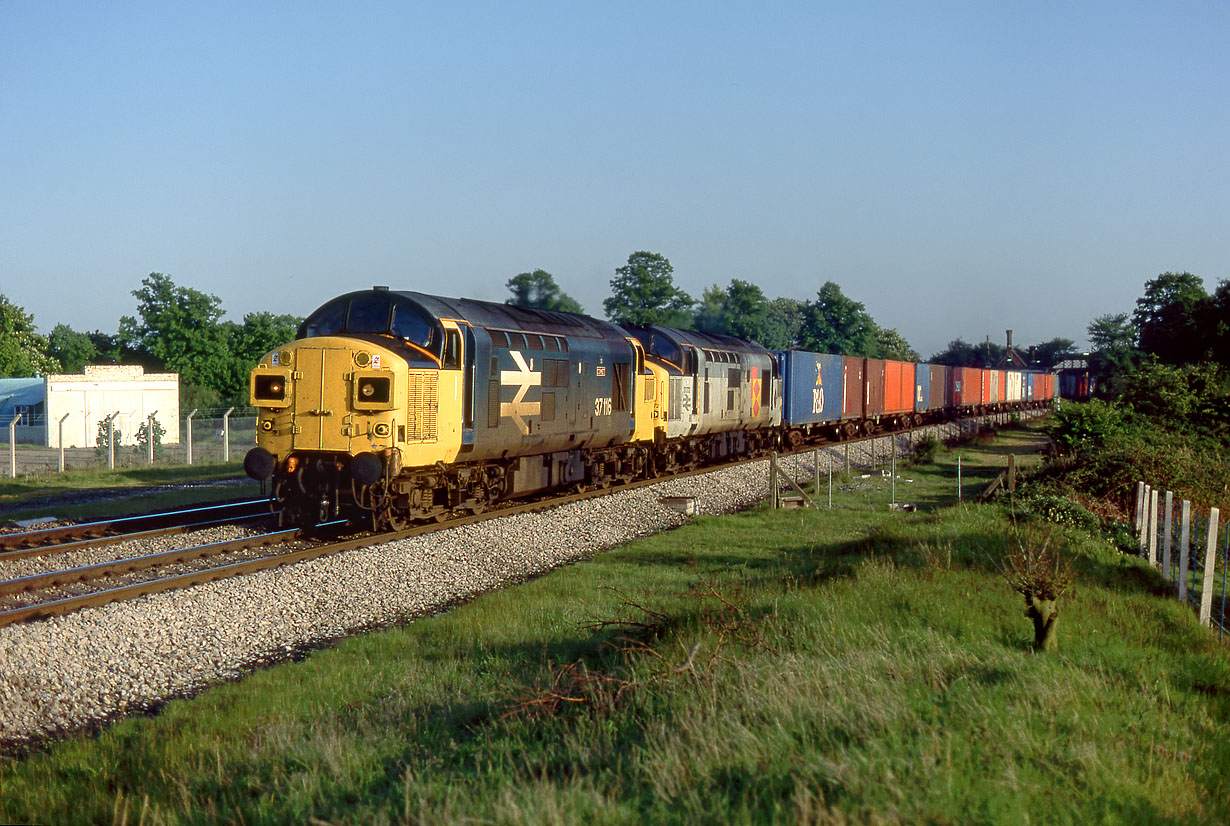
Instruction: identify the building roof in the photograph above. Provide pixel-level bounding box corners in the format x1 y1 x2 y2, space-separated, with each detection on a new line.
0 378 45 413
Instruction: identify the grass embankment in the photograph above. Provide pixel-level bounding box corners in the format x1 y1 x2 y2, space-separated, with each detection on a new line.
2 426 1228 824
0 463 261 524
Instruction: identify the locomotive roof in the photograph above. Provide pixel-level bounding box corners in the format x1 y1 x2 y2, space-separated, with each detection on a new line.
305 288 630 341
403 291 629 339
628 324 772 355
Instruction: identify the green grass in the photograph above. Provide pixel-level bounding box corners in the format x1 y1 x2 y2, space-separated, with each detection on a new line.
2 427 1228 824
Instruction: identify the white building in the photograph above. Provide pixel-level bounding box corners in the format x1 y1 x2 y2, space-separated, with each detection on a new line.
4 365 181 448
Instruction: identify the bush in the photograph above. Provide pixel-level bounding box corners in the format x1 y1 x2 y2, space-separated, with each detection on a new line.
910 434 940 465
1048 400 1124 454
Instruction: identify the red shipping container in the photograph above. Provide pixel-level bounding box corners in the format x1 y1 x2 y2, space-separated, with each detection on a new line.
997 370 1007 403
842 356 864 419
883 360 915 415
980 369 992 405
864 358 886 416
950 367 981 408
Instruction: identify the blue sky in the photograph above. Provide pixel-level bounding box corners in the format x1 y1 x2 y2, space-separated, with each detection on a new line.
2 1 1227 358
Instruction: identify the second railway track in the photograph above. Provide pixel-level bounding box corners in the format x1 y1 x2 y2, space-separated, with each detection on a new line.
0 413 1037 631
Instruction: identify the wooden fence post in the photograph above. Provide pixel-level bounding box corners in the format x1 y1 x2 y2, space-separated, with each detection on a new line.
1199 508 1221 627
770 452 779 510
1148 488 1160 568
1136 481 1146 558
1179 500 1192 601
1134 481 1145 535
1162 491 1174 580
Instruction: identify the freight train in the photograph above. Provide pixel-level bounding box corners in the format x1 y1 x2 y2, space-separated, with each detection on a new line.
243 287 1054 529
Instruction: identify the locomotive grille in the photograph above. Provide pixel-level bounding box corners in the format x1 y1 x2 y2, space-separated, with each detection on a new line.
406 371 439 442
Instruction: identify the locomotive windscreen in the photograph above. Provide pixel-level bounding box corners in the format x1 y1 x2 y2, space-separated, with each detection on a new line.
299 293 436 350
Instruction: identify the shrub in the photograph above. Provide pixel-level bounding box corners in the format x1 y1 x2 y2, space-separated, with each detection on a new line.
910 434 940 465
1048 400 1124 454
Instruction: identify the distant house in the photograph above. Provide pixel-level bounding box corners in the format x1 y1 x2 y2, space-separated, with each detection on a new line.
0 378 46 440
0 365 180 448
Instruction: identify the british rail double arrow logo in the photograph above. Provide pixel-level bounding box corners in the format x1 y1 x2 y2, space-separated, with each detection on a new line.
500 351 541 435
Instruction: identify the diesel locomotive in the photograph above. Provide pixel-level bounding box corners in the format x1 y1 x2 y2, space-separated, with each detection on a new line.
244 286 1052 529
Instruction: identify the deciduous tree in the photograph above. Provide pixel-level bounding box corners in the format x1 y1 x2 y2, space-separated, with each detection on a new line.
872 326 920 361
1024 337 1077 370
505 270 584 314
796 282 878 355
0 294 59 377
1133 272 1210 364
603 252 694 328
118 272 235 403
46 324 100 373
1086 313 1138 397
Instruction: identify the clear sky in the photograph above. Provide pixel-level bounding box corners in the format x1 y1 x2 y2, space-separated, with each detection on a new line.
2 1 1227 358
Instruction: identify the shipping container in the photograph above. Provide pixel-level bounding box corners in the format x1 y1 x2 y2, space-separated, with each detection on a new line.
1022 371 1035 402
1006 370 1023 402
951 367 982 408
864 358 886 417
842 357 864 419
914 364 930 411
980 369 993 405
774 350 844 426
928 365 948 410
1033 372 1048 402
883 360 915 415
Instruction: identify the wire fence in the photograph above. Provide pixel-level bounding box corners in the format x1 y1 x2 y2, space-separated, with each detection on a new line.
2 410 257 476
1135 481 1229 642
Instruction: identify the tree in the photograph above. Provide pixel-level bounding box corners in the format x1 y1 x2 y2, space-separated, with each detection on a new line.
229 312 301 366
0 293 59 377
872 326 920 361
760 297 806 350
1086 313 1138 398
929 337 1004 367
46 324 100 373
796 282 878 355
505 270 584 314
1024 337 1077 370
1208 279 1230 367
603 252 694 328
693 279 774 344
1132 272 1210 364
224 312 303 405
692 284 729 335
118 273 235 403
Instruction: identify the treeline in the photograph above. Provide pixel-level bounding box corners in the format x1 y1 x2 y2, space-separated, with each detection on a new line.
1082 272 1230 432
5 257 1222 413
0 273 300 409
514 252 1080 368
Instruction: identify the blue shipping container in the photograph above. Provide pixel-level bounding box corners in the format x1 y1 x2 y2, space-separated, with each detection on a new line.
774 350 845 426
914 364 931 411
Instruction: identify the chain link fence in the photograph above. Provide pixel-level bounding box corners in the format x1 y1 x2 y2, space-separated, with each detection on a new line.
2 409 257 476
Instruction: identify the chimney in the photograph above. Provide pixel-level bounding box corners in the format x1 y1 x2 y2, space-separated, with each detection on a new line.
1006 329 1013 349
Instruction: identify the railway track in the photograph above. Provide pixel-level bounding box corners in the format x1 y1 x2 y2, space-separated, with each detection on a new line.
0 414 1032 630
0 499 277 559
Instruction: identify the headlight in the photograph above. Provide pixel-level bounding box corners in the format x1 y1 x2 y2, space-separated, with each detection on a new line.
357 377 390 403
254 375 286 401
353 372 394 409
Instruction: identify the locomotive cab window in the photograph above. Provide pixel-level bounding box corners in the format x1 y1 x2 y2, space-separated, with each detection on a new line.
391 301 436 349
347 294 392 334
442 329 462 369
